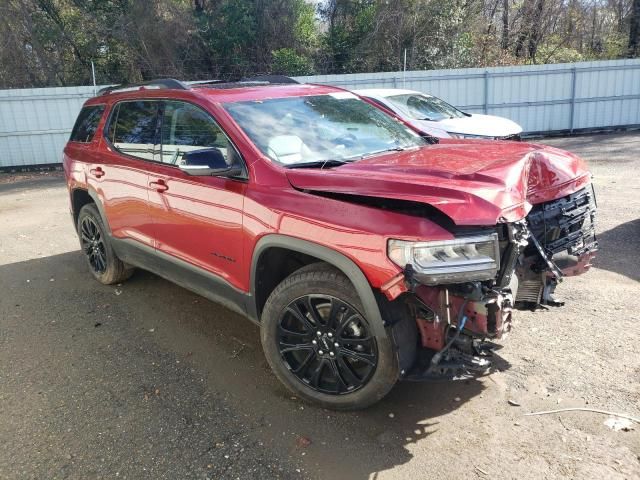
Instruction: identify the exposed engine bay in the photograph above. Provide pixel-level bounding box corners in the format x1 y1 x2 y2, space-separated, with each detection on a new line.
400 185 598 381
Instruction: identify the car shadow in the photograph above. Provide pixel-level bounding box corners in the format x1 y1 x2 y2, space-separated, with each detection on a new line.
0 251 509 479
593 218 640 281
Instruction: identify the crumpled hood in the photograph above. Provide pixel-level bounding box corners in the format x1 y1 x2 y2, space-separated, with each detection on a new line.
286 142 591 226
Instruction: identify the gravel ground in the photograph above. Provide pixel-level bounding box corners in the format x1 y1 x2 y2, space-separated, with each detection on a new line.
0 132 638 479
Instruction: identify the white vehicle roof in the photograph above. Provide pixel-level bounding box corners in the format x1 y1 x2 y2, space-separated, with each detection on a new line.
353 88 428 98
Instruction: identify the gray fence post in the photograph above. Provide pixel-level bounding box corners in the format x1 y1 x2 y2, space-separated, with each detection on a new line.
569 66 577 133
484 70 490 114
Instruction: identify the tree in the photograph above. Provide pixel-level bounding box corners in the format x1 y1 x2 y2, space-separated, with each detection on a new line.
630 0 640 56
318 0 376 73
501 0 509 50
0 0 637 88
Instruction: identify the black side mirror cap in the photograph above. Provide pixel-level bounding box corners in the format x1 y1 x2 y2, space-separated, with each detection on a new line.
419 133 440 144
178 148 243 177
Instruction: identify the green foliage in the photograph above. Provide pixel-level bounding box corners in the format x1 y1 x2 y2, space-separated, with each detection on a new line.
293 0 319 50
536 42 586 64
599 32 629 59
197 0 257 69
320 0 377 73
0 0 638 88
271 48 314 76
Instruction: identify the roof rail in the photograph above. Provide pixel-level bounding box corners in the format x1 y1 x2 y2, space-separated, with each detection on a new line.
240 75 299 84
184 79 224 86
98 78 188 95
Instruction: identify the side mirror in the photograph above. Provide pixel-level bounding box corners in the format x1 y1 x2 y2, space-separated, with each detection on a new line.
178 148 243 177
419 132 440 144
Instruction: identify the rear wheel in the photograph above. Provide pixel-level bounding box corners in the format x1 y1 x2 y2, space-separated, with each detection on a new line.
77 203 133 285
261 263 400 410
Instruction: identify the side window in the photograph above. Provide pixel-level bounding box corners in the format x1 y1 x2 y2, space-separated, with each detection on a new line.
70 105 105 143
107 101 160 161
160 101 237 166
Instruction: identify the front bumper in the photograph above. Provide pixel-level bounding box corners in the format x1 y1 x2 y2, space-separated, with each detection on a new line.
390 184 598 380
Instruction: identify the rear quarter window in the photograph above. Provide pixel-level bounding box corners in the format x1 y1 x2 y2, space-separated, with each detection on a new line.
69 105 105 143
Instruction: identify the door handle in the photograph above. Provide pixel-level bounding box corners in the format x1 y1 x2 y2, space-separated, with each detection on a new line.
90 167 105 178
149 179 169 193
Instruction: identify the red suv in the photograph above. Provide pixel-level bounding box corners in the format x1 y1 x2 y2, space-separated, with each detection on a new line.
63 77 598 410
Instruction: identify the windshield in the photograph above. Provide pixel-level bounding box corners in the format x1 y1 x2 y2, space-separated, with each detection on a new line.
224 93 426 166
386 93 466 121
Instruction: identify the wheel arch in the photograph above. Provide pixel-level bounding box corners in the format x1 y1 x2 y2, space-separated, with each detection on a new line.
71 188 111 234
250 235 387 337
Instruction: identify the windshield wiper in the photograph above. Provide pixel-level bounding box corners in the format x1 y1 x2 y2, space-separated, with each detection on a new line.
286 159 349 169
359 146 413 159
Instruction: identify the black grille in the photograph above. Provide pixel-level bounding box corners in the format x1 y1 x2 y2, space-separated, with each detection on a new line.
527 185 598 256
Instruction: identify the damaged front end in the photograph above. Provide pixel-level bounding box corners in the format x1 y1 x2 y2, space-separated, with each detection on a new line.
284 138 599 381
387 185 598 381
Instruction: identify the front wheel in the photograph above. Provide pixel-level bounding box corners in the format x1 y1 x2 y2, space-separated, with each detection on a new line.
261 264 400 410
77 203 134 285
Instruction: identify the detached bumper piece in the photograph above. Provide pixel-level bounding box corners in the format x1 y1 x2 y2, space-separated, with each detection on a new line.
406 339 497 382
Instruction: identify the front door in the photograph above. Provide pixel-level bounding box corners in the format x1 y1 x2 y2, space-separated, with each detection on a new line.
144 100 247 291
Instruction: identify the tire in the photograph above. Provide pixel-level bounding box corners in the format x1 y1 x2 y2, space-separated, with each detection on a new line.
76 203 134 285
261 263 400 410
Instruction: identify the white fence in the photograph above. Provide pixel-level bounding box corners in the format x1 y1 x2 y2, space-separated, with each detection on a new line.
0 85 101 169
1 58 639 168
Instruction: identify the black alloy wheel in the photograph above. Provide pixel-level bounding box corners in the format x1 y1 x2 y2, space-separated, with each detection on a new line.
79 216 107 274
76 203 134 285
277 294 378 395
261 263 405 410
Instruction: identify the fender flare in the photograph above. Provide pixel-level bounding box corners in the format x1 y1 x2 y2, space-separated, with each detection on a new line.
87 189 111 233
250 235 387 337
71 187 112 235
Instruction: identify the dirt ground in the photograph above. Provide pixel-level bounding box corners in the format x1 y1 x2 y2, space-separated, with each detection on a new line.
0 132 638 480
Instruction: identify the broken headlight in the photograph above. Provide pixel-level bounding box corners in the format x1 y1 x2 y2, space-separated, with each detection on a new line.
387 234 500 285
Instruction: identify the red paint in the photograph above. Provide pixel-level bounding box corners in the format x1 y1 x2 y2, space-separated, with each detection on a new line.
64 83 595 301
417 319 447 351
380 273 408 300
286 141 591 226
413 284 513 348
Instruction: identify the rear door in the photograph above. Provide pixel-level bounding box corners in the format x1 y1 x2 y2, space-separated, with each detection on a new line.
144 100 247 290
96 100 161 247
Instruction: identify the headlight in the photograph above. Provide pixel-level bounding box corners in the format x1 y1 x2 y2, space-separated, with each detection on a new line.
387 234 500 285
